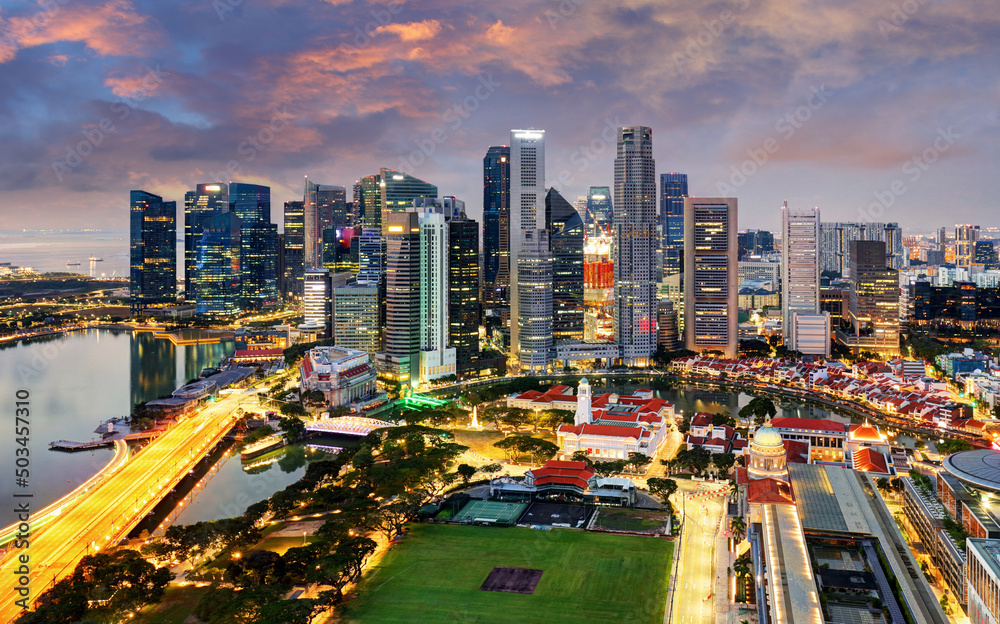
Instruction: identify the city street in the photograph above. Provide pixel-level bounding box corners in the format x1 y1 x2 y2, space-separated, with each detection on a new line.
669 482 726 624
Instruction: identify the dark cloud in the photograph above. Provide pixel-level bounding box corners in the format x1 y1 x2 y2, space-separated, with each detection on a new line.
1 0 999 231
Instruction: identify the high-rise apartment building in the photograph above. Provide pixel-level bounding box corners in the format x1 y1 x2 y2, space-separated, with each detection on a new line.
483 146 510 310
587 186 613 228
380 211 421 386
303 178 346 269
546 188 585 342
230 183 277 311
282 200 305 298
957 224 981 268
684 197 738 358
819 222 905 276
509 129 546 362
659 173 688 277
416 201 456 383
129 190 176 315
614 126 658 366
518 229 553 373
183 183 228 302
781 203 828 355
195 211 242 316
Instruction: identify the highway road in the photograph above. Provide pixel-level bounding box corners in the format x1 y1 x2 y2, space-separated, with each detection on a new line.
0 386 255 624
670 485 726 624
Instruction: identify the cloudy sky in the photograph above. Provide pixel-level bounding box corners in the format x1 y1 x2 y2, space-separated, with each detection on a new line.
1 0 999 233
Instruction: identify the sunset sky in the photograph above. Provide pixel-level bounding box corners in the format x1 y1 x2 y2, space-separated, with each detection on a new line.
1 0 999 232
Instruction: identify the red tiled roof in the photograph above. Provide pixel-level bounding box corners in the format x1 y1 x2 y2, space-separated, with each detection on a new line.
770 417 847 433
849 422 883 442
559 423 648 439
853 448 889 474
783 440 810 464
530 460 595 489
691 413 714 428
747 478 795 505
735 467 750 485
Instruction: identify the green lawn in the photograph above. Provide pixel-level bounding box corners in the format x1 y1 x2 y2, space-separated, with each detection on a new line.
135 584 209 624
592 509 671 534
340 524 673 624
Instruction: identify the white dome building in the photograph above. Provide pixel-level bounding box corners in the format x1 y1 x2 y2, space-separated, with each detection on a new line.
747 416 788 480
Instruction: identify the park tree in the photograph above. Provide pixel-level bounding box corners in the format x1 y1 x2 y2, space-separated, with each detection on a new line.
501 408 533 431
570 450 594 466
936 439 975 455
280 402 308 418
373 494 423 541
712 453 737 476
647 477 678 501
279 416 307 441
675 447 713 476
625 451 651 475
493 435 559 464
739 396 777 425
712 411 736 428
456 463 477 485
480 462 503 474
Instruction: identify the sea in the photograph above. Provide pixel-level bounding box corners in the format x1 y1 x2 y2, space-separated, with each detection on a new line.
0 230 183 278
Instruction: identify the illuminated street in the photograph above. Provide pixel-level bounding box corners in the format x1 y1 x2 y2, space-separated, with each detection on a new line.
670 484 726 624
0 386 259 623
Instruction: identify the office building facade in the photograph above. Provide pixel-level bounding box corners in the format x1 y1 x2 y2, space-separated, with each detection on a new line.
781 203 825 353
684 197 738 358
660 173 688 277
483 145 510 310
195 211 242 316
230 183 277 311
587 185 613 228
129 190 176 315
546 188 585 342
381 211 422 386
843 240 900 356
509 129 547 362
819 222 905 276
183 183 228 302
957 224 982 268
518 228 553 373
282 200 305 298
333 283 381 355
303 178 346 269
614 126 658 366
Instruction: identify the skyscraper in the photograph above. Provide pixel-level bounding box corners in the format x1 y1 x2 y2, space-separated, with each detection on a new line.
282 200 305 298
448 214 481 375
956 224 981 267
303 269 333 336
546 188 584 342
183 183 228 302
230 183 277 311
659 173 688 277
129 190 176 315
195 211 242 316
845 240 900 356
518 228 553 373
614 126 657 366
379 168 437 234
333 282 381 355
684 197 738 358
781 203 829 356
509 129 546 363
381 211 421 387
483 145 510 310
587 186 613 229
303 178 346 269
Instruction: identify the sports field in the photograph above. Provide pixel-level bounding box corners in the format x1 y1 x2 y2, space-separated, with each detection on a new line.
452 500 528 525
340 524 673 624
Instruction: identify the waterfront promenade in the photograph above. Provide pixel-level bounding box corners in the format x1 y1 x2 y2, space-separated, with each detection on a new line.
0 388 250 624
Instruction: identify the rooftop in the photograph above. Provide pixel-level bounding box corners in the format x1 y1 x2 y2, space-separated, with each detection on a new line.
943 450 1000 493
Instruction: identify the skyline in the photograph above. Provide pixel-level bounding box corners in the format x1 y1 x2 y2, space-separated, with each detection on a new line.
1 0 999 231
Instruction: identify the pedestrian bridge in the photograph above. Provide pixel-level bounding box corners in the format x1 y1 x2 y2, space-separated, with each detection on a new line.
306 416 396 437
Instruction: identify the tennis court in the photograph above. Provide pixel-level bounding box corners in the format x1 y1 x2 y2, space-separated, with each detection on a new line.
452 500 528 526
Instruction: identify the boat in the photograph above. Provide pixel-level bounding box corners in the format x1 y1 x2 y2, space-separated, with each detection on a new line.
89 257 103 262
66 261 81 266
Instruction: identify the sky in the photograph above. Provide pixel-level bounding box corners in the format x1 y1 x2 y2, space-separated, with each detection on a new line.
1 0 999 234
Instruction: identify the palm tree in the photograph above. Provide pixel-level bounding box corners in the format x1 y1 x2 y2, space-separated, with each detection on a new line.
733 553 752 600
730 516 747 545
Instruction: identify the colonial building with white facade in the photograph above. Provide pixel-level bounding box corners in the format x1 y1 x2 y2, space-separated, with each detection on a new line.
300 346 382 408
508 378 675 459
